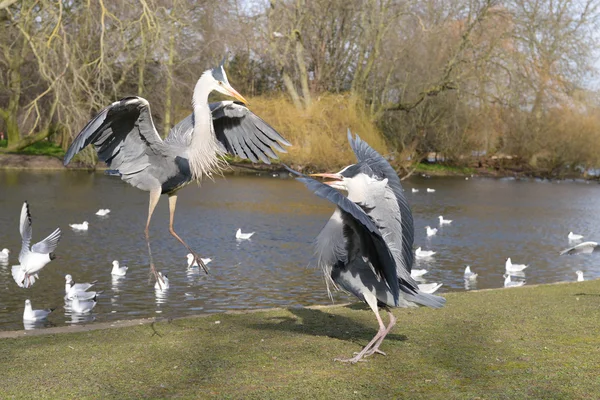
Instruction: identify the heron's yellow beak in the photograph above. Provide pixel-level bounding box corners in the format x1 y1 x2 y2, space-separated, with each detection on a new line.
309 173 343 186
225 84 249 105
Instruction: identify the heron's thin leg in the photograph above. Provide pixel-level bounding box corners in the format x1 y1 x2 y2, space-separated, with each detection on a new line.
168 193 209 274
335 293 386 364
146 188 162 283
363 310 397 357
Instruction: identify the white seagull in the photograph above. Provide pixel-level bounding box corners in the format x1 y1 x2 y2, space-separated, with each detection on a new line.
65 274 97 296
0 248 9 262
418 283 442 294
23 299 54 322
186 253 212 269
576 270 584 282
425 226 438 237
568 232 584 241
415 247 436 258
411 188 419 193
96 209 111 216
427 188 436 193
438 216 452 225
155 272 170 290
505 257 528 272
464 266 478 280
236 228 255 240
69 221 89 231
71 293 97 313
111 260 128 276
560 241 599 255
411 269 428 278
11 202 61 288
65 290 101 301
503 274 525 288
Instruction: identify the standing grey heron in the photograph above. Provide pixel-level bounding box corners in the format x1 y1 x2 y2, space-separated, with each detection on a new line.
289 130 445 363
63 58 290 283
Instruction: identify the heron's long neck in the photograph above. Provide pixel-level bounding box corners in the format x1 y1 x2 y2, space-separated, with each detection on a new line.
189 73 225 181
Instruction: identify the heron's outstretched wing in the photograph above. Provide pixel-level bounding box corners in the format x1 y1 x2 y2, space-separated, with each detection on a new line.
347 129 415 273
63 97 165 177
560 241 599 255
19 202 32 263
31 228 61 254
295 175 403 305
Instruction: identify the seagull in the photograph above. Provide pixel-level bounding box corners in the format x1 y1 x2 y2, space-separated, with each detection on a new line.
65 290 101 301
154 272 170 290
418 283 442 294
69 221 89 231
505 257 528 272
96 209 111 216
425 226 438 237
111 260 128 276
560 241 599 255
576 270 584 282
426 188 435 193
71 293 97 313
23 299 54 322
65 274 97 296
567 232 584 241
438 216 452 225
415 247 436 258
411 188 419 193
236 228 255 240
11 202 61 288
503 273 525 288
464 265 478 280
0 248 9 262
411 269 428 278
186 253 212 269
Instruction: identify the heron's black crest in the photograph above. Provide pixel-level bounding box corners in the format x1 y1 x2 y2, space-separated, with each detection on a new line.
211 57 229 83
339 162 375 179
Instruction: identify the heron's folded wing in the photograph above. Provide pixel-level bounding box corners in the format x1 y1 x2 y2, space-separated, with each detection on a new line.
210 101 291 164
19 202 32 263
63 97 165 176
31 228 61 254
348 129 415 273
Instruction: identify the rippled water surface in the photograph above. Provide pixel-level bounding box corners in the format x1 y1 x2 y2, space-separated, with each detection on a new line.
1 170 599 331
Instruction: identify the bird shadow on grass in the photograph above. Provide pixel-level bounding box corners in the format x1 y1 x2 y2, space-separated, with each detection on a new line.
573 292 600 297
240 306 408 345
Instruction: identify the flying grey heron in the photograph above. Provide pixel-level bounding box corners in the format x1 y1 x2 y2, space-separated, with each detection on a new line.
63 57 290 283
289 130 445 363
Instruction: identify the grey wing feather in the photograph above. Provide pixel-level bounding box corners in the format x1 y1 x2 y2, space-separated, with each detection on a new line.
19 202 32 262
63 97 165 179
31 228 61 254
560 241 599 255
348 129 415 272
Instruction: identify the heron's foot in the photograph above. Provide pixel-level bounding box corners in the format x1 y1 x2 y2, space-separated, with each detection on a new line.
334 355 367 364
362 347 386 357
190 251 209 274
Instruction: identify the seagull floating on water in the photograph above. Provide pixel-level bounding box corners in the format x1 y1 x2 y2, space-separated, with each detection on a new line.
505 257 528 272
503 273 525 288
426 188 435 193
96 209 111 216
560 241 599 255
65 274 97 297
411 269 428 278
411 188 419 193
111 260 128 276
12 202 61 288
186 253 212 269
438 216 452 225
236 228 255 240
23 299 54 322
464 266 478 280
69 221 89 231
576 270 584 282
0 248 9 262
155 272 170 290
415 247 436 258
418 282 442 294
567 232 584 241
425 226 437 237
71 293 97 313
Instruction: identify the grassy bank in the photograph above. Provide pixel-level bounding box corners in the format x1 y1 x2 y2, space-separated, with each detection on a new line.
1 280 599 399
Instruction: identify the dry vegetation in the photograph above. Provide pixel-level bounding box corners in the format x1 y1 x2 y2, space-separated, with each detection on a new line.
2 0 600 176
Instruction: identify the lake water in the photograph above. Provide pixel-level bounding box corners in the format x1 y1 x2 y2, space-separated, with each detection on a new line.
0 170 599 331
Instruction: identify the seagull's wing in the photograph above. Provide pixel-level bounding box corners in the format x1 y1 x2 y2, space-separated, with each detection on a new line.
31 228 61 254
347 130 415 273
64 97 166 178
560 241 599 255
19 202 32 263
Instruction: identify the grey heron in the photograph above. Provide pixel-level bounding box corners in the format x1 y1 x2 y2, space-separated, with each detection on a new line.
290 130 445 363
63 57 290 283
11 201 61 288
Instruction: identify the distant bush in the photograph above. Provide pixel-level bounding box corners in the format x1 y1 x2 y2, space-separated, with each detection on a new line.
0 139 65 158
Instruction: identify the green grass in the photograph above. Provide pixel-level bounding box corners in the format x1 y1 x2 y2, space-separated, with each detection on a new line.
1 281 599 399
416 162 475 176
0 139 65 158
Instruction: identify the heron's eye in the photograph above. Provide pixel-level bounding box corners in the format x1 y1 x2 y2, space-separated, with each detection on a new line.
218 81 223 85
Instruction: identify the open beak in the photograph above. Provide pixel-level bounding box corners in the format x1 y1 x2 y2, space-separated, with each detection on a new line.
224 83 249 105
310 173 343 186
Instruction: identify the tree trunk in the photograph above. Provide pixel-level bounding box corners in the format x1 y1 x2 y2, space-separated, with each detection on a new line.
293 30 311 108
163 33 176 138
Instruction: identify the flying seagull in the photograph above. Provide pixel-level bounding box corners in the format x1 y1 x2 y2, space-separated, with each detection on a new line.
11 202 61 288
63 57 290 284
560 241 599 255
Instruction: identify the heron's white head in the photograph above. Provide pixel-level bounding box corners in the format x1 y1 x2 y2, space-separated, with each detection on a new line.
202 57 248 105
310 163 387 202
